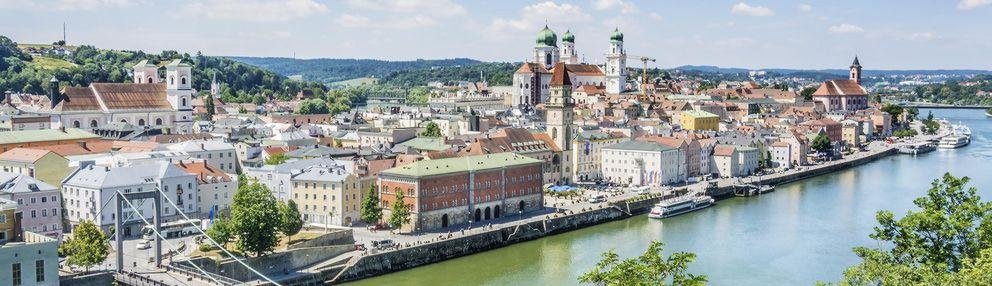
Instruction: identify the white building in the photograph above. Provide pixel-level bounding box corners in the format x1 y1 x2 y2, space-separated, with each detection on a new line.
571 130 628 182
244 158 353 202
21 59 195 134
601 140 686 186
769 141 793 170
61 161 198 235
175 161 236 218
166 140 238 173
0 231 59 286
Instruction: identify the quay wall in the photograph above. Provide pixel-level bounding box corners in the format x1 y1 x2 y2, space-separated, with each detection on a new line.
329 148 897 284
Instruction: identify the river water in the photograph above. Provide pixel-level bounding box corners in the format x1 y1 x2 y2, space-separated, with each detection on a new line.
348 109 992 286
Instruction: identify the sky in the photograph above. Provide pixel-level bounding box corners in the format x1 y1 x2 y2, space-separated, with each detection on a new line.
1 0 991 70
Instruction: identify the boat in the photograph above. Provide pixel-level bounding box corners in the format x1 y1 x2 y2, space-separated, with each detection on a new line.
986 108 992 118
648 194 715 219
897 141 937 155
938 134 970 149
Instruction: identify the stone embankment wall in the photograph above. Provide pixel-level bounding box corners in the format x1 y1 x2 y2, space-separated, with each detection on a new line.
332 194 667 284
288 229 355 250
184 244 355 281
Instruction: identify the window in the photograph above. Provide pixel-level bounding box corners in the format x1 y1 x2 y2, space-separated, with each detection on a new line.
31 210 36 218
12 263 21 285
155 118 163 125
35 260 44 282
0 214 4 223
30 197 35 204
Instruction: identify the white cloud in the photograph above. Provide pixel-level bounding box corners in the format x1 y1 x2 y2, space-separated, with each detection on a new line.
909 32 937 42
593 0 638 14
731 2 775 16
958 0 992 10
0 0 137 11
649 12 663 21
828 24 864 34
334 13 437 29
489 1 592 36
184 0 328 22
345 0 467 17
800 4 812 12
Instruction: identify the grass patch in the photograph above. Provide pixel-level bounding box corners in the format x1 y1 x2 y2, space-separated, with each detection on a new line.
29 56 77 70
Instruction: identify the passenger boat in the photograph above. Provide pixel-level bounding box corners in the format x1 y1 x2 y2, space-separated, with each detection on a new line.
938 134 970 149
648 195 715 219
986 108 992 118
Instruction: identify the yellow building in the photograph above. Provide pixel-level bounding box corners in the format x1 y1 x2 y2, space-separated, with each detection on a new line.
290 164 363 227
0 198 16 243
681 110 719 131
0 148 71 189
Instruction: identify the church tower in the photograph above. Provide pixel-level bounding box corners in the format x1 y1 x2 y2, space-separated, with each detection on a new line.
132 60 159 83
533 25 560 70
560 30 578 64
547 62 574 184
605 27 627 94
165 59 194 134
210 72 220 96
849 56 862 85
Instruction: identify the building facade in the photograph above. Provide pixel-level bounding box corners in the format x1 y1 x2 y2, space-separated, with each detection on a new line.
601 140 686 186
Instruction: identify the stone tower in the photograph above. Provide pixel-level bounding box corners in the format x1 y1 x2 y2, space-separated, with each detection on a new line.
132 60 159 84
533 25 560 70
849 56 862 85
165 59 193 134
547 62 574 184
560 30 578 64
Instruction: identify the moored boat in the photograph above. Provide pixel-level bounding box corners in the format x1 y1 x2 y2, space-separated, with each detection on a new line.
648 194 715 219
938 134 970 149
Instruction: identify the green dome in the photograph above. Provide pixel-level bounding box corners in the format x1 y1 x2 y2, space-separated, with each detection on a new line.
562 30 575 43
610 27 624 42
536 25 557 47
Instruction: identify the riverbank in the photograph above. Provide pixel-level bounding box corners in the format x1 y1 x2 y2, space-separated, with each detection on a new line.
322 145 898 284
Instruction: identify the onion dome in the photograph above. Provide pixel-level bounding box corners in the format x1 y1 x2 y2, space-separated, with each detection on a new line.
562 30 575 43
610 27 624 42
536 25 558 47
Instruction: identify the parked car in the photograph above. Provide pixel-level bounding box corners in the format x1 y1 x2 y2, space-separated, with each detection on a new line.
587 194 606 203
371 239 395 250
136 240 152 250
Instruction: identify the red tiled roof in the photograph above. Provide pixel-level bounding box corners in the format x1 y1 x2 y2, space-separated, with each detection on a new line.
0 148 56 163
57 87 103 112
713 145 736 157
563 64 603 76
812 79 867 96
514 62 549 74
91 83 173 110
176 161 232 184
550 63 571 86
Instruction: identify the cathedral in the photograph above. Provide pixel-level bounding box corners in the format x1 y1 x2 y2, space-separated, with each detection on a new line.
511 26 629 107
24 59 195 134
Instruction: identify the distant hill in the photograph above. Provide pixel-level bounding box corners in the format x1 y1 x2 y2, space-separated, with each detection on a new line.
227 57 483 83
675 65 991 77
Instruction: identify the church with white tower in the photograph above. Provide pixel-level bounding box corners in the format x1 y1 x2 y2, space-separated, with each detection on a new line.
511 26 629 107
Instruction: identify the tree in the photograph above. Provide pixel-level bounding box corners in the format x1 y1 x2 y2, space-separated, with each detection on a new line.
579 241 707 286
810 133 832 154
278 199 304 242
800 86 817 101
296 98 330 114
388 189 411 230
204 92 216 121
206 217 233 246
333 138 343 148
881 104 904 121
839 174 992 285
871 94 882 104
265 153 287 165
360 184 383 224
230 182 281 257
60 220 109 272
420 121 442 137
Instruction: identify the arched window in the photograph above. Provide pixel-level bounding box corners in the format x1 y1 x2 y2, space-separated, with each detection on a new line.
181 77 187 85
147 77 153 83
155 118 163 125
169 76 174 85
181 97 187 107
138 119 145 126
90 120 98 128
120 119 127 124
551 127 557 140
72 121 80 128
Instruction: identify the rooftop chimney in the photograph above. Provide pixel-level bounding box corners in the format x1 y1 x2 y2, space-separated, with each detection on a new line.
77 141 87 150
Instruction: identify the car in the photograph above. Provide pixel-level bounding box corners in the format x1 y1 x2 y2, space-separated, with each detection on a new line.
587 194 606 203
371 239 395 250
136 240 152 250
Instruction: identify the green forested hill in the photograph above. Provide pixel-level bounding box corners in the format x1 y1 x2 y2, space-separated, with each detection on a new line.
228 57 484 83
0 35 326 104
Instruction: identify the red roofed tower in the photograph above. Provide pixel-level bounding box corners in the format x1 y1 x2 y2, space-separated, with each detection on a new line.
546 63 574 184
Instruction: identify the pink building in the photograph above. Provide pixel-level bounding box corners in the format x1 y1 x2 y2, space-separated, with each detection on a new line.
0 172 62 240
812 57 869 112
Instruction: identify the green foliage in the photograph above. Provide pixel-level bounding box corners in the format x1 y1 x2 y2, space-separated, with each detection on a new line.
913 74 992 106
871 94 882 104
800 86 817 101
206 217 232 245
388 189 411 230
406 86 431 105
204 93 216 121
838 174 992 285
579 241 707 286
811 133 832 154
265 153 288 165
892 129 918 138
381 62 516 86
230 182 281 257
229 57 482 83
60 220 109 271
296 98 330 114
420 121 443 137
0 36 324 103
881 104 904 120
360 184 383 224
920 111 940 135
278 199 304 241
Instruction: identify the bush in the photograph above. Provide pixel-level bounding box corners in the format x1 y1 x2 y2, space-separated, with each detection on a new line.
198 243 215 252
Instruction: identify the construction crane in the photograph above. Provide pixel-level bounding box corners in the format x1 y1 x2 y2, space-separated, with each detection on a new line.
624 54 657 101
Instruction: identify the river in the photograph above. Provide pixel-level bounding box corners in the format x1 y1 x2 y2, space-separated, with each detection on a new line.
347 109 992 286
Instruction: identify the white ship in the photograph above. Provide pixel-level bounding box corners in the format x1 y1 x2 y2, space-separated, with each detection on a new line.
648 194 714 219
938 134 970 149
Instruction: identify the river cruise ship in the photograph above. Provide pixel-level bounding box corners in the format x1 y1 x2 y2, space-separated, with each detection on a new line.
648 194 715 219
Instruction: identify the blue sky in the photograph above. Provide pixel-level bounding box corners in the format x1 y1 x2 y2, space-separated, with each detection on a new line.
1 0 991 70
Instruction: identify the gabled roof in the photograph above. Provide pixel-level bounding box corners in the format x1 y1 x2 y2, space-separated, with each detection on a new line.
90 83 172 110
176 161 232 184
514 62 550 74
812 79 867 97
563 64 604 76
713 145 737 156
0 148 59 163
603 140 675 152
0 128 101 145
550 62 571 86
0 171 58 194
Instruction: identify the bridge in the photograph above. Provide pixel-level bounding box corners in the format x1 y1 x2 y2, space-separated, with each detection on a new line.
898 102 991 109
